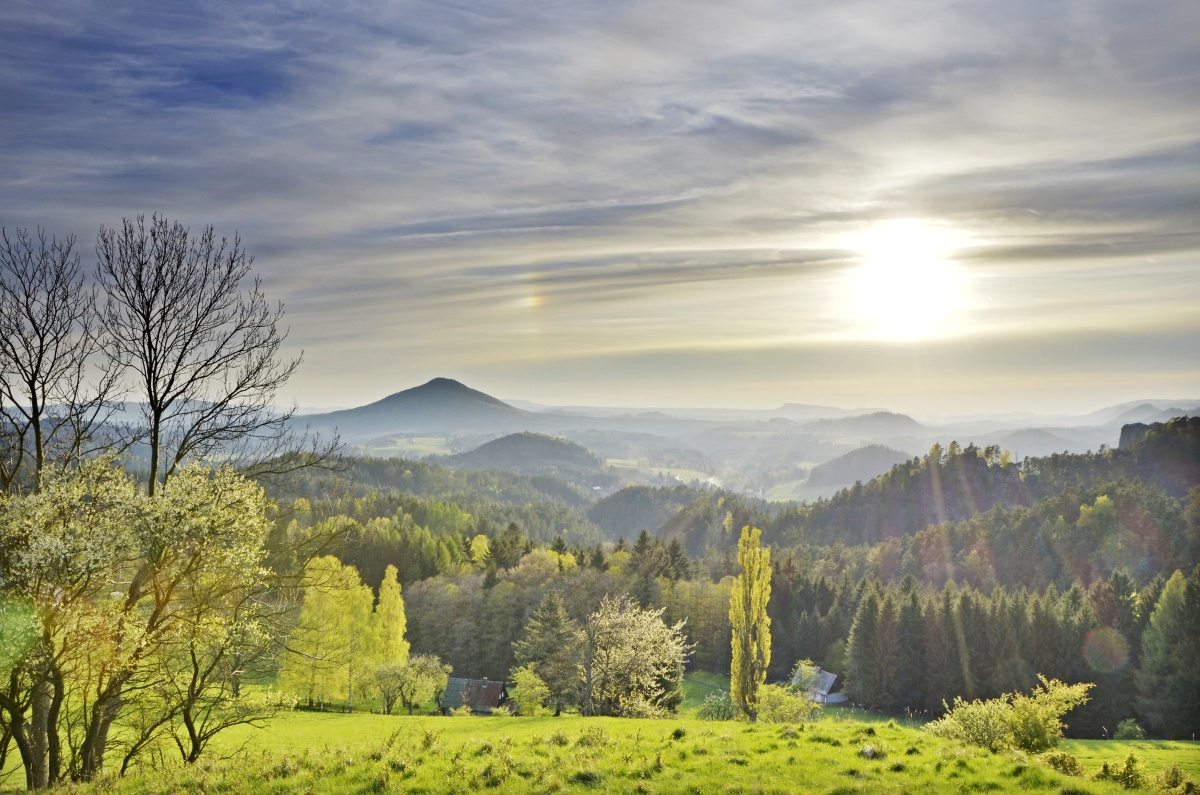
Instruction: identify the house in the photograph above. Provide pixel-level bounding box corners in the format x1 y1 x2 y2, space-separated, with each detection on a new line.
800 667 848 705
439 677 509 714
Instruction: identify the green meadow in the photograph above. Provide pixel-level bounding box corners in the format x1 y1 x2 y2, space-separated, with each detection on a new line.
20 674 1194 795
61 711 1196 795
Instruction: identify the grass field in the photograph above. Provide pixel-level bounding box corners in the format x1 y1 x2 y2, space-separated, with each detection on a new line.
4 674 1196 793
1062 738 1200 781
74 710 1196 795
357 436 453 457
605 459 717 485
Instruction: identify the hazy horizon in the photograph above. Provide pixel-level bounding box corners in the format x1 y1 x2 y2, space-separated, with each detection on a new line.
293 374 1199 423
3 1 1197 415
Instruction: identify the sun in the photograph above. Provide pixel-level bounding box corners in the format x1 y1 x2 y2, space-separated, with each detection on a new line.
842 219 972 341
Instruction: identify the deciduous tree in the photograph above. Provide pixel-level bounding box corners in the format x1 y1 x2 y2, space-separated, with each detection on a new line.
730 526 771 721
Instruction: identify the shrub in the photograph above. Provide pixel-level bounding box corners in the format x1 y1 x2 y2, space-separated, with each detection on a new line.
508 666 550 716
1040 751 1084 777
1155 764 1199 794
698 690 735 721
1093 754 1145 790
576 726 610 747
926 676 1093 753
1112 718 1145 740
926 695 1013 752
1005 678 1093 753
756 683 819 725
671 726 687 741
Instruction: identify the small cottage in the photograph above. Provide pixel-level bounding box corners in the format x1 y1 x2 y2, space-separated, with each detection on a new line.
804 667 848 705
439 677 509 714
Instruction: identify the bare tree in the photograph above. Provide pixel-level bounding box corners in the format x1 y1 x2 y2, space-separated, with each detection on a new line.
95 214 335 495
0 228 118 492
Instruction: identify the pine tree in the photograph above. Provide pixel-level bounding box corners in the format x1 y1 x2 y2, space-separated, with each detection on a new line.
1135 567 1200 738
845 587 882 706
730 526 771 721
666 537 692 580
513 592 584 715
894 588 925 710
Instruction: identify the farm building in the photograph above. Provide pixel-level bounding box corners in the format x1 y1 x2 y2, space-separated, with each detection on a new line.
439 677 509 714
802 667 848 705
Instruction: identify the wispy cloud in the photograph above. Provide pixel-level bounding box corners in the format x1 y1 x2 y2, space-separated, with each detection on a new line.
1 0 1197 410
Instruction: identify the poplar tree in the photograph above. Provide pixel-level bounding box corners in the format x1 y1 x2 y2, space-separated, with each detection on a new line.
730 525 771 721
374 564 410 666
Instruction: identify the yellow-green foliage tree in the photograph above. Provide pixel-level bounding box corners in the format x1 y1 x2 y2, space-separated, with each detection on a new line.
730 525 771 721
0 459 286 785
373 564 410 667
280 556 374 711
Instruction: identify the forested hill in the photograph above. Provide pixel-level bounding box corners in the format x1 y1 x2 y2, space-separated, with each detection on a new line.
805 444 912 488
443 432 616 489
767 416 1200 548
267 454 603 544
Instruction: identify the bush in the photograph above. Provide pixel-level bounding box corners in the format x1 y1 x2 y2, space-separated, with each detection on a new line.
1156 764 1199 794
699 690 735 721
508 665 550 716
1112 718 1145 740
926 676 1093 753
926 695 1013 752
576 726 610 747
1040 751 1084 777
756 683 819 725
1093 754 1146 790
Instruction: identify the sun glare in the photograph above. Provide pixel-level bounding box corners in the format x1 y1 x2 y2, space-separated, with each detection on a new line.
842 219 972 341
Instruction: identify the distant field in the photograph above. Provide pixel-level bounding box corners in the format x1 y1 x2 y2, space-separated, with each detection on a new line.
605 458 716 485
1062 738 1200 780
359 436 453 457
764 479 810 502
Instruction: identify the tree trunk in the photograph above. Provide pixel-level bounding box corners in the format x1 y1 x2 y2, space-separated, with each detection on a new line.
27 678 50 789
78 685 122 781
46 669 63 785
147 415 160 496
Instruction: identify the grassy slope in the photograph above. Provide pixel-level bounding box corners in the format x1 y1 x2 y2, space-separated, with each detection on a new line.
69 710 1197 795
1062 738 1200 781
7 675 1196 793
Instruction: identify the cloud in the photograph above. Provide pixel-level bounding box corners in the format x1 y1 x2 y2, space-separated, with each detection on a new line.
0 0 1197 409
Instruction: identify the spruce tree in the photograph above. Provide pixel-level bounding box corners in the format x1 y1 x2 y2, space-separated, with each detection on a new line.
513 592 584 715
894 588 925 710
730 526 771 721
845 587 881 706
1136 567 1200 738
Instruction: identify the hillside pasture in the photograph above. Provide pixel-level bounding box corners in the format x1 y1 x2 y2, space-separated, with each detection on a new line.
26 708 1196 795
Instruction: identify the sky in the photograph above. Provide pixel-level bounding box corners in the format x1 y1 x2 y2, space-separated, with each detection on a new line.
2 0 1198 415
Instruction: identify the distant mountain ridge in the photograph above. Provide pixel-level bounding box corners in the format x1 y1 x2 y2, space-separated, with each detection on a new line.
803 411 926 436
